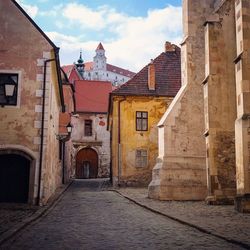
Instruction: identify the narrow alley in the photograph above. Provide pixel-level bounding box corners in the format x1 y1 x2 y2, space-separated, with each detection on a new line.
1 180 244 250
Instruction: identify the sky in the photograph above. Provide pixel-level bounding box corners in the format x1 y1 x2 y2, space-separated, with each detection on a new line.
17 0 182 73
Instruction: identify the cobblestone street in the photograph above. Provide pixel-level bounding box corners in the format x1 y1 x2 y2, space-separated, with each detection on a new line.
0 180 246 250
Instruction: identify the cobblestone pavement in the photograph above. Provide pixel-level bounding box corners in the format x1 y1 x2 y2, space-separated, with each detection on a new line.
116 188 250 248
0 204 38 236
1 180 246 250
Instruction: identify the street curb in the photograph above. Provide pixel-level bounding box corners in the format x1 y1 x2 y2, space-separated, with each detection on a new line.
113 190 250 250
0 180 73 246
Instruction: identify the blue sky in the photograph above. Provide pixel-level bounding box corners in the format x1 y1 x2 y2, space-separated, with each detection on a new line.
17 0 182 72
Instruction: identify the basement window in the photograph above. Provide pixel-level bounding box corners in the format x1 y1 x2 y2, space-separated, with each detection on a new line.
135 149 148 168
84 120 92 136
0 73 19 106
136 111 148 131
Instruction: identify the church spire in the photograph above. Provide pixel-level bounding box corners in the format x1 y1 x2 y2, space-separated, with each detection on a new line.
75 49 85 79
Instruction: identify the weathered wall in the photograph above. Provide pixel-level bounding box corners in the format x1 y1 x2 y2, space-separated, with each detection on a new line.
148 0 214 200
71 113 110 177
111 96 171 186
203 0 237 204
0 1 62 205
234 0 250 212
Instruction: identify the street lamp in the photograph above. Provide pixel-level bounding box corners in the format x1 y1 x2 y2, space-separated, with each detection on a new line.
3 81 17 106
66 123 72 134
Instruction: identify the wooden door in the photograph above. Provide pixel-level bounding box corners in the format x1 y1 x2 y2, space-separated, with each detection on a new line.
76 148 98 179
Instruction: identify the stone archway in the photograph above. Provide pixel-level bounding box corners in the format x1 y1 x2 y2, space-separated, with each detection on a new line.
0 153 30 203
76 148 98 179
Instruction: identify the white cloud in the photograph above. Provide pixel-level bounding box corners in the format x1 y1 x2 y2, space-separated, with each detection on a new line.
47 4 182 72
16 0 39 18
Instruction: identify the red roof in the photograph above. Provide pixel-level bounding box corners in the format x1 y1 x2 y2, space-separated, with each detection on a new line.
112 47 181 97
61 65 74 77
96 42 105 51
75 80 112 113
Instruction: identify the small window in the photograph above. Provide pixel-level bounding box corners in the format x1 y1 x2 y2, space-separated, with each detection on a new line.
135 149 148 168
84 120 92 136
136 111 148 131
0 73 18 106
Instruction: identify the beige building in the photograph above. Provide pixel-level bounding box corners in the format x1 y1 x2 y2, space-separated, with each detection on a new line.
71 80 112 179
149 0 250 212
0 0 71 205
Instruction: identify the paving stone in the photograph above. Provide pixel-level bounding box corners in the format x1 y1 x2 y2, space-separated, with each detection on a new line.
1 180 245 250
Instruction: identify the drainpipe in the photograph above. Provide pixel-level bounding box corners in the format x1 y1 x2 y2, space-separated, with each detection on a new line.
62 141 65 184
37 58 55 206
117 97 125 186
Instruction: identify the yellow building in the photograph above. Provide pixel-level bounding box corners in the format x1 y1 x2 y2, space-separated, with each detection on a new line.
108 42 181 186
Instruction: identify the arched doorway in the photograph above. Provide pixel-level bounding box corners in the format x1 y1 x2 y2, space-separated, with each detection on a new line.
0 153 30 203
76 148 98 179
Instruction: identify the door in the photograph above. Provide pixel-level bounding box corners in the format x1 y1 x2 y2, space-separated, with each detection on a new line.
76 148 98 179
0 154 30 203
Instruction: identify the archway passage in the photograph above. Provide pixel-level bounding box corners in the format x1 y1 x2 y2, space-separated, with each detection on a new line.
0 154 30 203
76 148 98 179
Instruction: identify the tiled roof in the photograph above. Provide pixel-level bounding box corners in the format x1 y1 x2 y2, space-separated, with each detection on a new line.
96 42 105 51
112 48 181 97
62 65 74 78
75 80 112 113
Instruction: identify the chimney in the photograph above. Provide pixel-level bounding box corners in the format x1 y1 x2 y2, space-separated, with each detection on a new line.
165 41 176 52
148 59 156 90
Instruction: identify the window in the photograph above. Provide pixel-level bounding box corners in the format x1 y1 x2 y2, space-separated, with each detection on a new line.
0 73 18 106
84 120 92 136
136 111 148 131
135 150 148 168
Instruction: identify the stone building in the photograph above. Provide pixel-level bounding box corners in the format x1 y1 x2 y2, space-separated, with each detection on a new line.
71 80 112 179
62 43 136 86
149 0 250 213
108 43 181 186
0 0 72 205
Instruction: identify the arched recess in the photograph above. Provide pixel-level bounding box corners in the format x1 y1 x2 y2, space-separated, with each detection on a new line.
76 147 98 179
0 149 35 204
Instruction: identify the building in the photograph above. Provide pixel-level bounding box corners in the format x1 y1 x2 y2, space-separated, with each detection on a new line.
149 0 250 213
108 42 181 186
0 0 71 205
62 43 136 86
59 69 75 184
71 80 112 179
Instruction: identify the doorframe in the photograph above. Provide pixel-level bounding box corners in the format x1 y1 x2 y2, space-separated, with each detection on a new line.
75 146 99 178
0 146 36 204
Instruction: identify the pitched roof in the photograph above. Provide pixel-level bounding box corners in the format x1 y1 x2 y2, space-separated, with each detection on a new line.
75 80 112 113
106 64 136 78
96 42 105 51
64 61 136 78
112 48 181 97
62 65 74 77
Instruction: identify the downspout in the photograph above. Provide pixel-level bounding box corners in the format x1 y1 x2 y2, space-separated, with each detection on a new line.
117 96 125 186
37 58 55 206
62 142 65 184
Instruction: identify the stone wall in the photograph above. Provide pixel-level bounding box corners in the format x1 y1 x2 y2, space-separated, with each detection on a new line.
148 0 215 200
203 0 237 204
